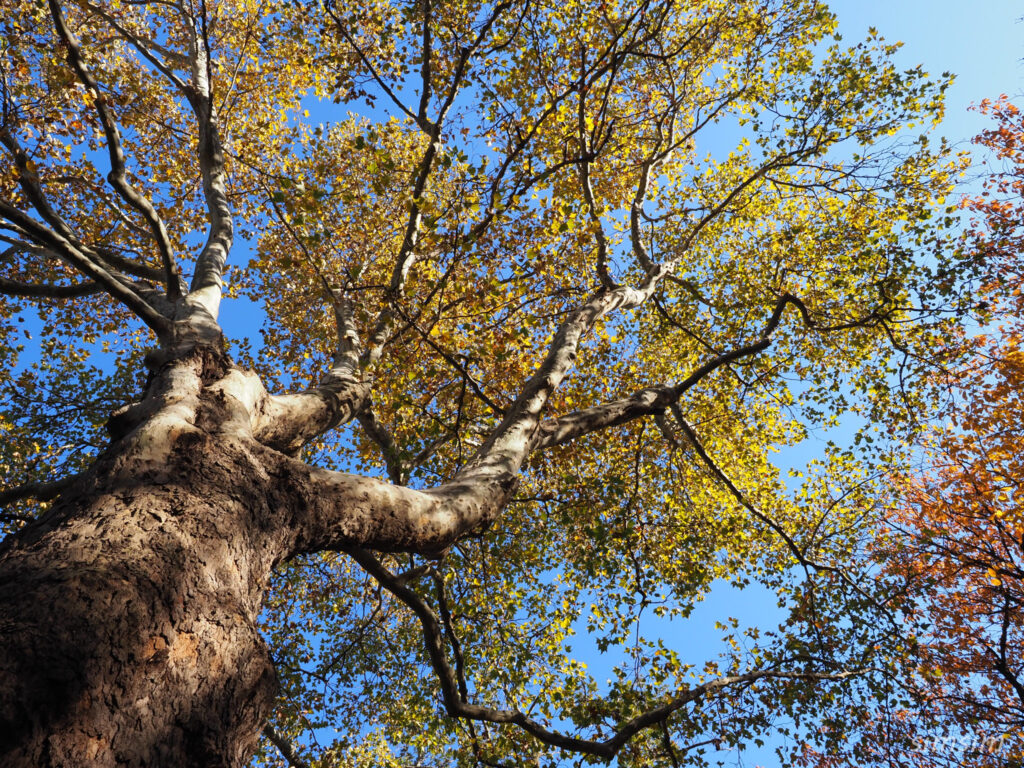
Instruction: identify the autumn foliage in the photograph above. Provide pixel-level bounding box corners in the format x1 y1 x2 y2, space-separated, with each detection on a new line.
0 0 1008 765
884 98 1024 767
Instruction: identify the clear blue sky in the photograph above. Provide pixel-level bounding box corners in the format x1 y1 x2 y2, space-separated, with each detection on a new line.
832 1 1023 143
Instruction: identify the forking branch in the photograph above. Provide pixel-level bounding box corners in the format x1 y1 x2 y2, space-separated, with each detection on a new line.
47 0 182 301
346 546 866 761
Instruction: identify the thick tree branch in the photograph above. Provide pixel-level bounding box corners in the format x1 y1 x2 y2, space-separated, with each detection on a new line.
254 381 371 456
48 0 181 300
289 466 506 556
630 154 659 272
327 289 361 378
184 1 233 320
459 284 653 485
201 369 371 456
262 724 311 768
0 276 100 298
356 408 406 485
242 288 374 454
297 291 884 562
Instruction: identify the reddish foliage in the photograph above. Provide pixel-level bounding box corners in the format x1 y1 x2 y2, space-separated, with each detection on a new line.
885 98 1024 766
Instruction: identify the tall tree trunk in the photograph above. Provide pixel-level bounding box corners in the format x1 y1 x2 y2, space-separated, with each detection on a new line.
0 343 513 767
0 444 288 766
0 354 297 767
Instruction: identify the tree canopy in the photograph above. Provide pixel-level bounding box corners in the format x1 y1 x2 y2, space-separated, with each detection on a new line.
0 0 995 766
874 97 1024 768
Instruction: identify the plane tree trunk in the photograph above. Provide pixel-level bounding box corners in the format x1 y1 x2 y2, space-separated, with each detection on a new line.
0 345 510 767
0 447 280 766
0 355 289 766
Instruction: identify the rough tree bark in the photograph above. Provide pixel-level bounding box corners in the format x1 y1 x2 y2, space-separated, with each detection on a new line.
0 348 289 767
0 340 516 767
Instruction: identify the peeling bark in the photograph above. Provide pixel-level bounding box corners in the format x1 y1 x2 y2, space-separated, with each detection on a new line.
0 349 515 766
0 437 282 766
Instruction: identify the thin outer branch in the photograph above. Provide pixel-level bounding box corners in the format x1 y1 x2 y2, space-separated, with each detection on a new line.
416 0 433 126
0 235 161 284
264 185 362 380
0 275 99 298
81 0 191 92
673 412 810 566
358 146 440 370
0 128 89 245
577 132 614 289
531 293 789 450
672 411 898 628
459 136 826 487
94 246 165 282
431 569 470 703
993 588 1024 704
1 121 169 328
631 87 747 274
575 43 619 290
327 3 423 129
409 318 505 417
358 2 512 371
0 199 171 334
348 547 864 760
47 0 180 300
47 173 157 243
